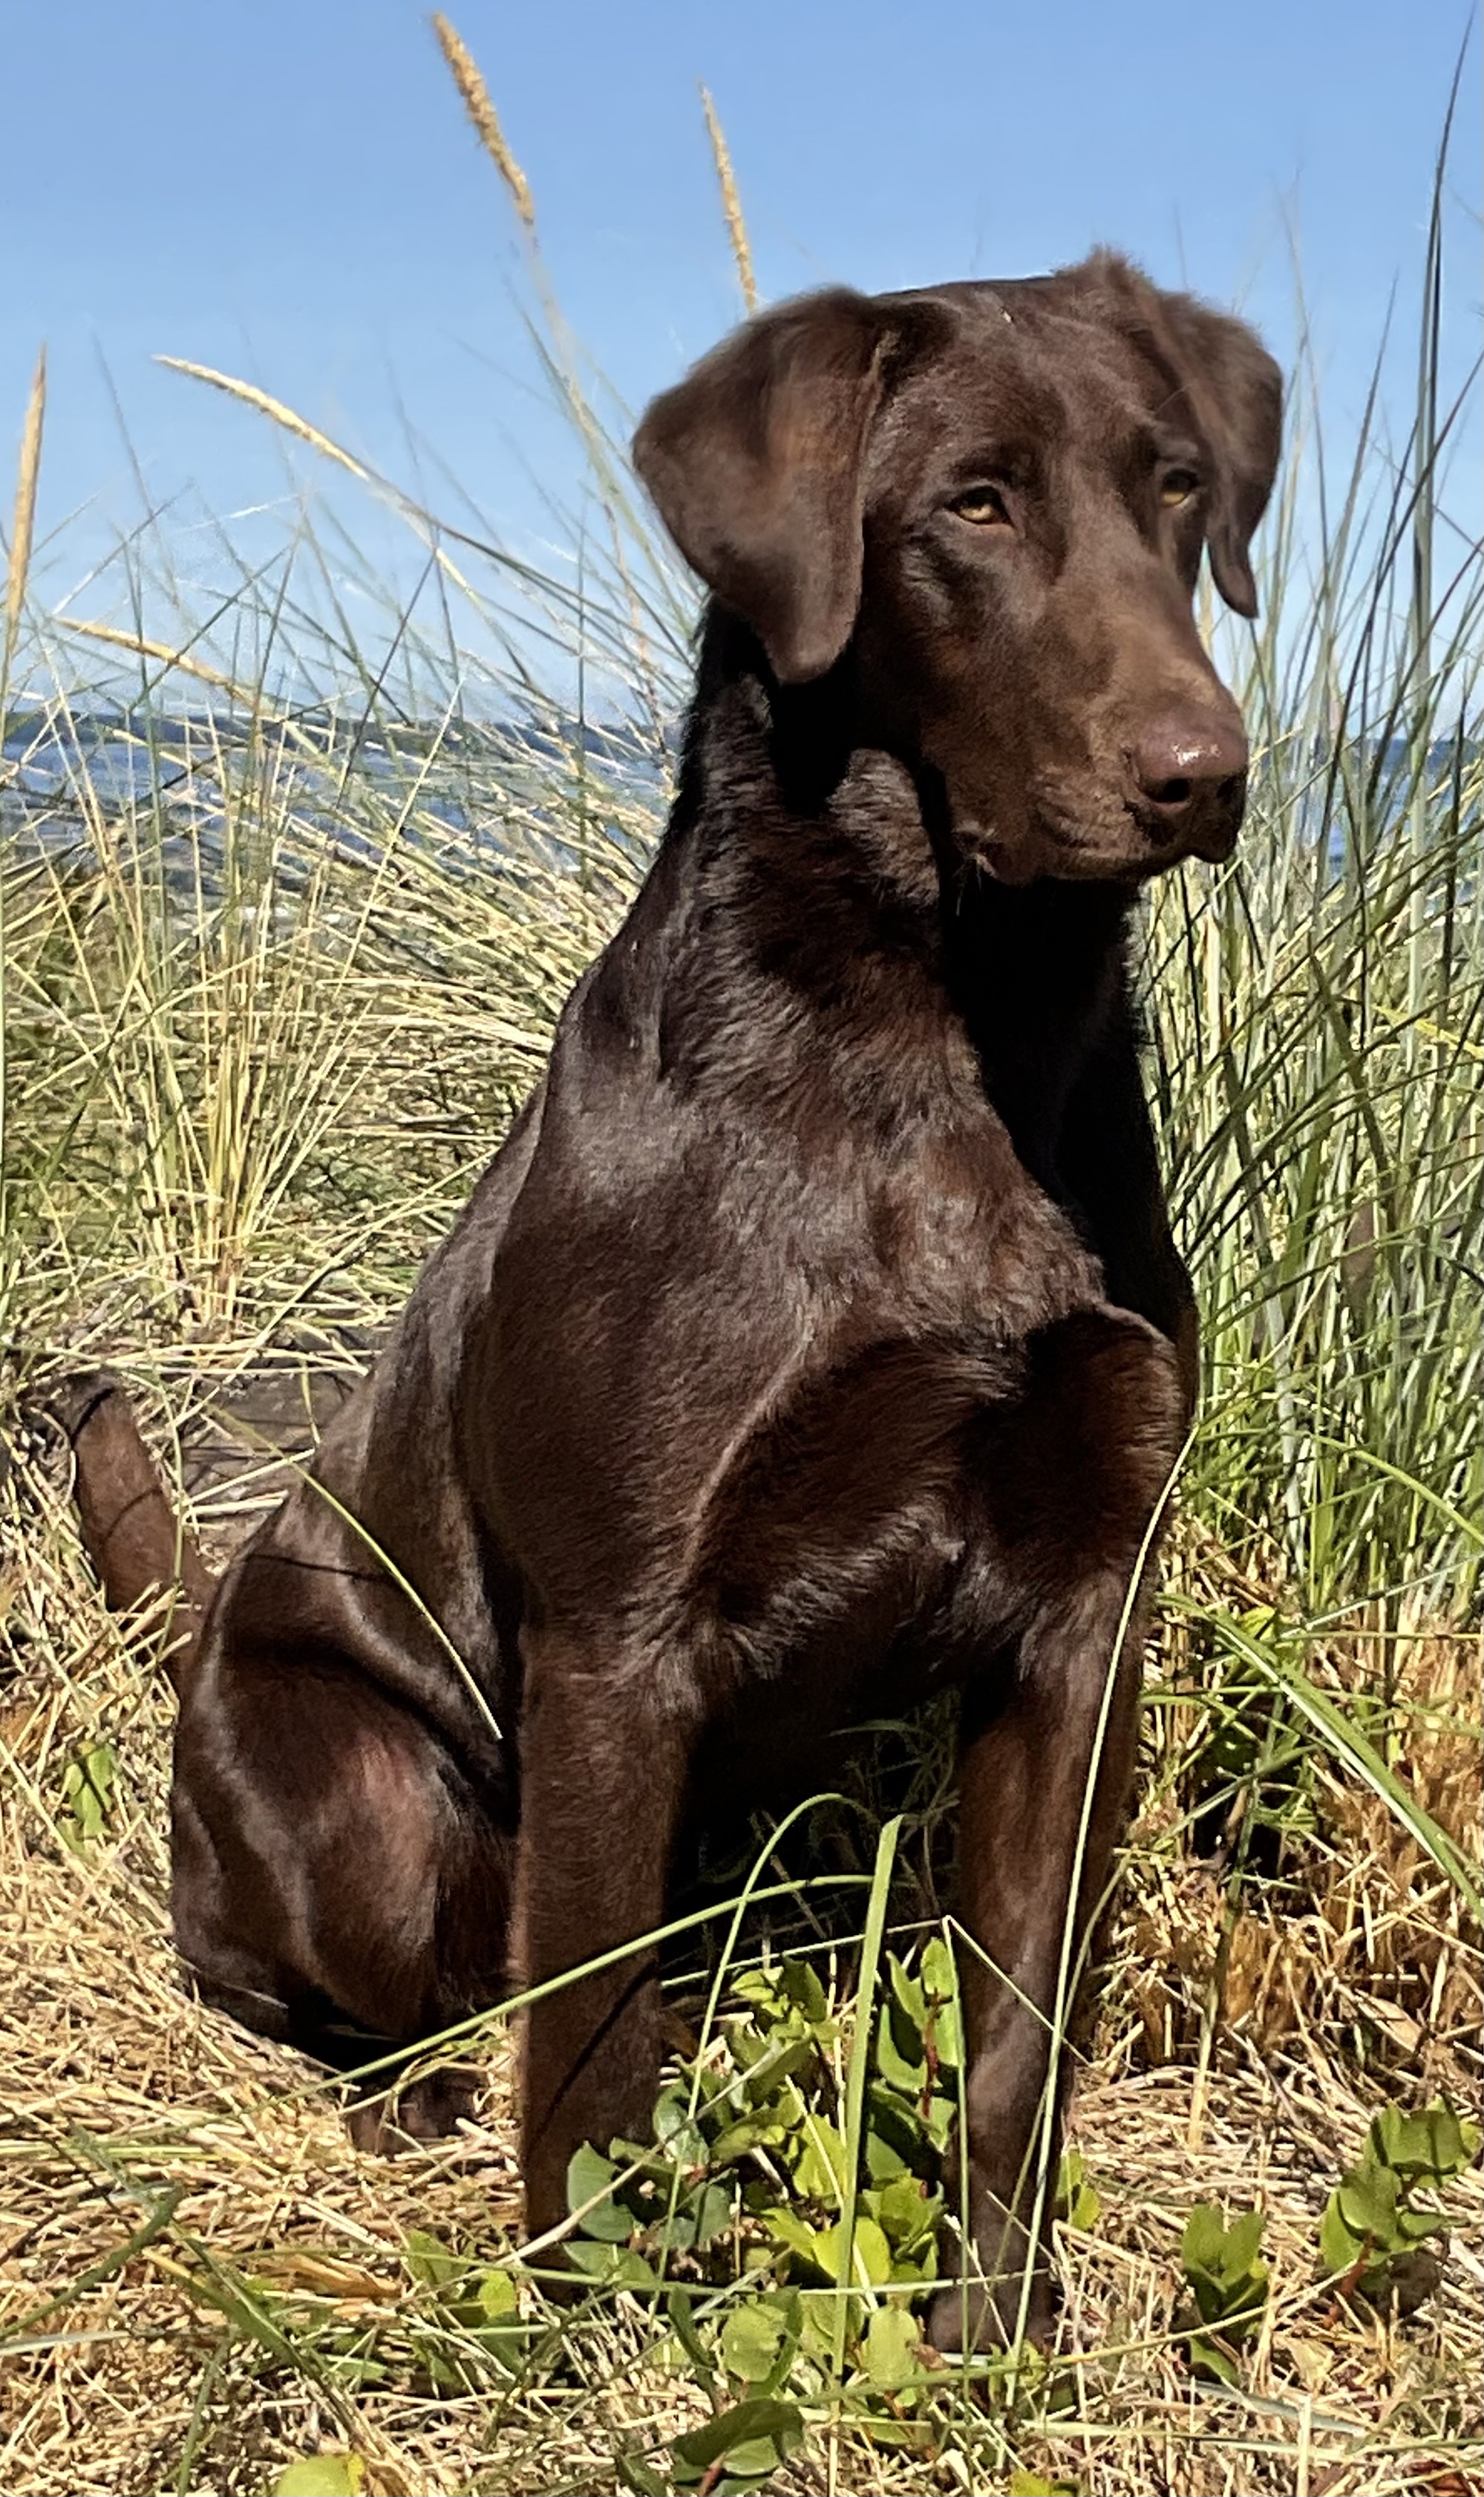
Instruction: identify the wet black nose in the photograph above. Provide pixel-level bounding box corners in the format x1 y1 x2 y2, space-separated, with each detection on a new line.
1131 712 1249 824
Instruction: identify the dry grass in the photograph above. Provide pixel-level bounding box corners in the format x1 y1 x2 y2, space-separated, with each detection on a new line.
431 14 537 231
700 88 759 316
1 51 1477 2487
1 1391 1479 2496
1114 1553 1483 2101
2 348 45 682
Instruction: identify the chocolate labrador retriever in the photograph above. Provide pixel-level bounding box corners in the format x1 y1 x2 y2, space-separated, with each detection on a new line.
64 249 1280 2346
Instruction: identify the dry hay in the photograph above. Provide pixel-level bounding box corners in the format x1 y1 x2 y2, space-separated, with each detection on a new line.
1 1384 1480 2495
1114 1646 1481 2094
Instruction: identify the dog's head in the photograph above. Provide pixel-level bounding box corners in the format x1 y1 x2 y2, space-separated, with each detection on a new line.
634 255 1281 884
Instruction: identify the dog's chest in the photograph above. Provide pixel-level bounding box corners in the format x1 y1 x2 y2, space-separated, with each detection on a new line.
851 1091 1103 1348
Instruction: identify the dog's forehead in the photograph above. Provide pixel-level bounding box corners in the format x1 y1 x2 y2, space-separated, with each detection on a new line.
881 270 1131 342
872 277 1160 466
888 274 1065 319
892 276 1154 390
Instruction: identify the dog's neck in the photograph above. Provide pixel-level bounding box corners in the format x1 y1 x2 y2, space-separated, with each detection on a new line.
656 610 1134 1183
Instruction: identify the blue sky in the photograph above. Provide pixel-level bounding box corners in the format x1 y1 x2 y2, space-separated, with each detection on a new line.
3 0 1479 631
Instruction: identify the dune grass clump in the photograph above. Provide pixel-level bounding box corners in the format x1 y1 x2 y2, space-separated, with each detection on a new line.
0 37 1479 2497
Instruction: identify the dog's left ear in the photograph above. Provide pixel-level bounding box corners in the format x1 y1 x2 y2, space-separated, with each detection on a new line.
1159 292 1284 618
1085 255 1284 618
633 289 893 683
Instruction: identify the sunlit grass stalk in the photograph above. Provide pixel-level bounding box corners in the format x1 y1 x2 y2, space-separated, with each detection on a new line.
1 346 46 1323
701 85 759 314
431 10 536 229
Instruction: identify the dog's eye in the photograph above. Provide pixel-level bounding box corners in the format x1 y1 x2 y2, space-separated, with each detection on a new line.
952 486 1012 527
1160 470 1202 508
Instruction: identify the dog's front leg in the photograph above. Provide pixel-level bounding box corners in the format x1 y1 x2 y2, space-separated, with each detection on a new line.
514 1634 696 2242
929 1308 1182 2354
930 1572 1146 2351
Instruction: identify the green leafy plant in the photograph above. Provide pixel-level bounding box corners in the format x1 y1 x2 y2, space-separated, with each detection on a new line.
58 1740 117 1853
1179 2202 1269 2383
1319 2099 1482 2312
670 2395 806 2493
269 2459 365 2497
400 2227 532 2382
1054 2148 1101 2231
560 1938 969 2461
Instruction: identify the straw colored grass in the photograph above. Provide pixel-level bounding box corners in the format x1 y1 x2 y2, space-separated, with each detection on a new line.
3 349 45 681
2 1409 1478 2495
1 53 1480 2496
431 15 536 230
701 88 759 316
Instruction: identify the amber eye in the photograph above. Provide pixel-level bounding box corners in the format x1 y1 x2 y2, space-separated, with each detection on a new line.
952 485 1012 527
1160 469 1202 508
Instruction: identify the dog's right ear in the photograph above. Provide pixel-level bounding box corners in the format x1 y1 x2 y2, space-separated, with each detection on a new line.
633 290 892 685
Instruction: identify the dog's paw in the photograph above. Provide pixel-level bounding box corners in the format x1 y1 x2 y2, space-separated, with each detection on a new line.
344 2063 483 2154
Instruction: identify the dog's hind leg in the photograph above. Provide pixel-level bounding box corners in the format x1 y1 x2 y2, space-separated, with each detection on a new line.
174 1654 514 2144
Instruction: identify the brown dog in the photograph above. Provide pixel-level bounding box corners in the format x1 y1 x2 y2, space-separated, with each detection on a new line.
65 252 1280 2346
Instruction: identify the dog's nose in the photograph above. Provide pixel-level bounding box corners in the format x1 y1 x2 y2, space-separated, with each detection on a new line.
1131 712 1249 823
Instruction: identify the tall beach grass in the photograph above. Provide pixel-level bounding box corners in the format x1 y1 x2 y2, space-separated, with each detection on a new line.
0 45 1478 2497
